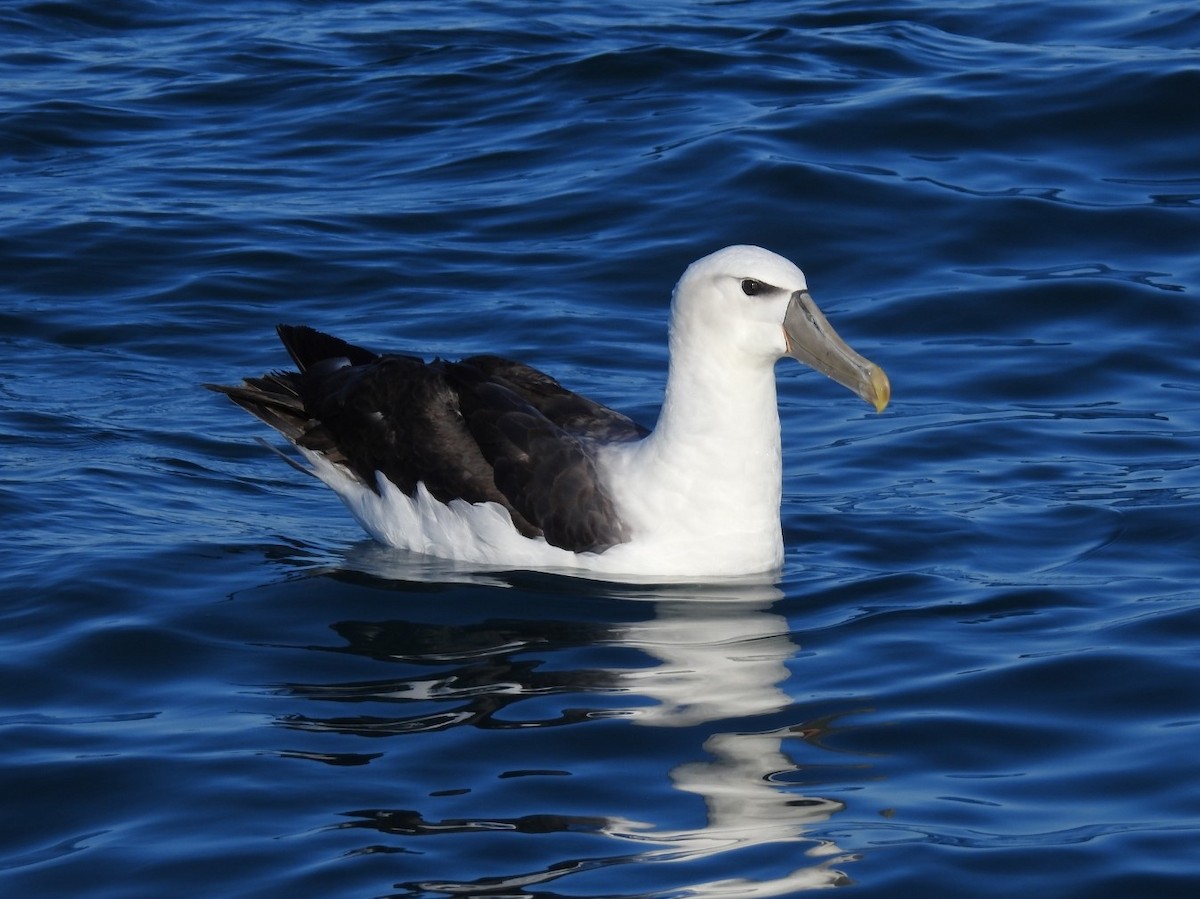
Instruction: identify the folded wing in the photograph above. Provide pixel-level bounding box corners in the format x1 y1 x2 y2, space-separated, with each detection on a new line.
208 325 644 553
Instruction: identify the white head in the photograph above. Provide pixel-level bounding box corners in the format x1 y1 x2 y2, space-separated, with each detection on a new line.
670 245 889 411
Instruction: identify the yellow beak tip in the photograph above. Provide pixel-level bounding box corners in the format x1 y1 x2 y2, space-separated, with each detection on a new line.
869 367 891 413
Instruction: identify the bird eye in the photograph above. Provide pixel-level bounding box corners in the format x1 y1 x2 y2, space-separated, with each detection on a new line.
741 278 766 296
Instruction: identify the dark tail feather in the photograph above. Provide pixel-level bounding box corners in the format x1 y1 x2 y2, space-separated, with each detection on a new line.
205 372 307 442
208 326 381 484
276 324 377 372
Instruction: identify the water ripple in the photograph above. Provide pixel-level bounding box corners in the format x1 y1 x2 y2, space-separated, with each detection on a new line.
3 1 1199 896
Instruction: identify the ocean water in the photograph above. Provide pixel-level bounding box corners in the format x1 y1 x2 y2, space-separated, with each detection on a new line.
2 1 1199 896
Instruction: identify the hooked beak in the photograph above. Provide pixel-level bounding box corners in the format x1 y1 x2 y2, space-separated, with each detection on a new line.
782 290 890 413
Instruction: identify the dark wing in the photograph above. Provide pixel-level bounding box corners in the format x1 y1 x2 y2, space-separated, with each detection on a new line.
208 325 537 534
440 361 631 552
461 355 649 442
207 325 633 553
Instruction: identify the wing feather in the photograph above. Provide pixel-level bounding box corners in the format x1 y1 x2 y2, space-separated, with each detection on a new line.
208 326 635 553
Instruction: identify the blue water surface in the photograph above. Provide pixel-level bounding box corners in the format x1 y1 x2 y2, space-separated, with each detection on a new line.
2 1 1199 896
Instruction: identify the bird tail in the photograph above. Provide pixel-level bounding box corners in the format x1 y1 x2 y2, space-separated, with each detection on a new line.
205 324 376 441
205 372 308 443
275 324 377 371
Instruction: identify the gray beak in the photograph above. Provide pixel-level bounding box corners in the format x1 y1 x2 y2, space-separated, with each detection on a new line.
782 290 890 413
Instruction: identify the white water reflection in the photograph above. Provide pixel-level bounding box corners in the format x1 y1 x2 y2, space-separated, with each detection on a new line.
606 585 853 894
291 547 861 895
616 589 795 727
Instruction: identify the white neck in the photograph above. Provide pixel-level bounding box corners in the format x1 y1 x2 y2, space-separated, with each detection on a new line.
654 338 783 492
600 320 786 573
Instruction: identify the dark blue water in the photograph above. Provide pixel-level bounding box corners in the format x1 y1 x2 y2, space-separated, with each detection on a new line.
3 1 1199 896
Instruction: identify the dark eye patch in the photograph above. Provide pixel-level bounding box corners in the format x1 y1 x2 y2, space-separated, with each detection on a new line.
741 278 771 296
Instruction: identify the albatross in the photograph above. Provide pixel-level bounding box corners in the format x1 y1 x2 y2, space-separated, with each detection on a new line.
209 245 889 577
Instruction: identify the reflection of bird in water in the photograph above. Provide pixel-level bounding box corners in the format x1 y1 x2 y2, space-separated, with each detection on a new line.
615 591 795 727
275 574 861 893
